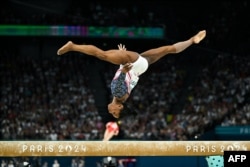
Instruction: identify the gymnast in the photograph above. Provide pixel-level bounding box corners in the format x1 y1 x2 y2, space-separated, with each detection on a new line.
57 30 206 118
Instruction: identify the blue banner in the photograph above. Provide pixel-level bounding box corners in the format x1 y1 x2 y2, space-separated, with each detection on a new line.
215 126 250 135
0 25 164 39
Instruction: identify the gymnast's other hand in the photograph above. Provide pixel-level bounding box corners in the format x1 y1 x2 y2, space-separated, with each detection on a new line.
121 63 133 73
118 44 126 51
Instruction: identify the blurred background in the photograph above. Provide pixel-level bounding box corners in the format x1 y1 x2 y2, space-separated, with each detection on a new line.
0 0 249 167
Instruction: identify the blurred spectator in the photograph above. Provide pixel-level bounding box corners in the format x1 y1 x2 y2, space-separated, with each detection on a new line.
52 160 59 167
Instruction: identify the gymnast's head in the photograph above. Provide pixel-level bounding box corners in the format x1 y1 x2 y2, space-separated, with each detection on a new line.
108 102 123 118
108 102 136 119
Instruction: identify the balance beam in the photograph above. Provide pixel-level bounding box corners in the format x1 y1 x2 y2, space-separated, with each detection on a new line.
0 141 249 156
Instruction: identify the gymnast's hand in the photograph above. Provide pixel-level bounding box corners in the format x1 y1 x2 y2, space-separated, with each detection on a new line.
121 63 133 73
118 44 126 51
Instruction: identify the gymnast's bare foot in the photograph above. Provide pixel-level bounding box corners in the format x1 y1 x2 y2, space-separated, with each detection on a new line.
57 41 73 55
193 30 206 44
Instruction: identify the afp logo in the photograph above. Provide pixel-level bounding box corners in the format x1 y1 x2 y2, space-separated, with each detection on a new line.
224 151 250 167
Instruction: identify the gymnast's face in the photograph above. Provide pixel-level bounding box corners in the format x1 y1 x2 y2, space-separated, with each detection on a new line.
108 102 123 118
